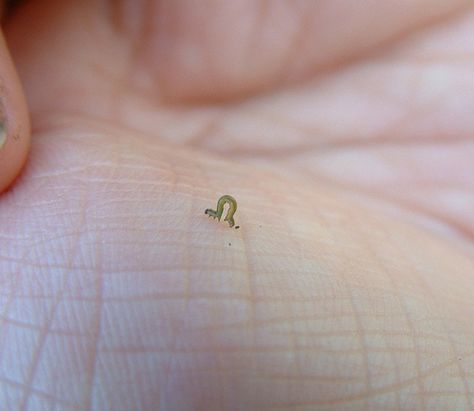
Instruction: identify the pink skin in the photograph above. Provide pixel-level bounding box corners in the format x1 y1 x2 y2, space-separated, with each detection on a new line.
0 1 473 410
0 31 30 191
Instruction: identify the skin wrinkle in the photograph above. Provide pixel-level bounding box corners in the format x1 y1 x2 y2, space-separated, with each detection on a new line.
233 198 352 408
0 251 24 380
361 228 425 410
1 163 472 410
5 293 470 328
185 114 225 149
158 157 192 409
0 374 81 410
0 186 60 389
97 13 474 254
17 177 90 411
117 0 165 104
261 181 467 243
395 241 474 409
293 1 474 99
37 115 470 254
1 154 472 408
243 0 268 75
128 0 473 103
119 70 473 250
118 53 473 156
267 184 305 406
198 61 467 158
47 343 474 357
0 315 90 338
234 197 259 406
389 237 474 408
86 183 107 410
206 124 474 158
301 172 474 247
347 231 396 409
269 352 474 408
272 3 314 87
105 0 129 34
330 250 371 408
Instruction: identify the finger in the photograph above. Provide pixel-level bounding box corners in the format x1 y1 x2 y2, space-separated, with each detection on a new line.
0 28 30 192
6 0 471 115
127 0 472 102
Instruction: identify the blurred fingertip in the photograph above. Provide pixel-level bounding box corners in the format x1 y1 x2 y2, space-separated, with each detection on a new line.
0 29 30 193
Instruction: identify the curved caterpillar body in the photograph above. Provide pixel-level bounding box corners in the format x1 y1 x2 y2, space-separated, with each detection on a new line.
205 195 237 228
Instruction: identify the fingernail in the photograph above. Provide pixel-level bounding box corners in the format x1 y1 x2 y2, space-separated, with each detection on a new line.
0 101 6 150
0 124 5 151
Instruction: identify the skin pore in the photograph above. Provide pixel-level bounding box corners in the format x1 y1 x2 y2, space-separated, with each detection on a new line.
0 0 473 410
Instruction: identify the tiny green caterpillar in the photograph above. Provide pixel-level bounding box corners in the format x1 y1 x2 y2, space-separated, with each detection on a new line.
205 195 238 228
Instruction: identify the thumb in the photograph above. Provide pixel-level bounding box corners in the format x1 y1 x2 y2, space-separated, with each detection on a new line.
0 14 30 193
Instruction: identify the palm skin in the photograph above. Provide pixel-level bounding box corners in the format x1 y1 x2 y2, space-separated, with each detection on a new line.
0 0 473 410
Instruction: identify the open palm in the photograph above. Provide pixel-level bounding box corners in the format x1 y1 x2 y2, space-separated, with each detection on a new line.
0 1 473 410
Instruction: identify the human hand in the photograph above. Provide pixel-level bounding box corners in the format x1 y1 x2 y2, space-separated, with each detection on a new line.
0 1 473 410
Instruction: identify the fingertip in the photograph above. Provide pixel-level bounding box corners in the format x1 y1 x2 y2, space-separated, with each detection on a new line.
0 29 30 193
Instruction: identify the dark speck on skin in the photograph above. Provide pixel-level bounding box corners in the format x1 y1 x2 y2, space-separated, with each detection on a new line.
228 243 231 246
